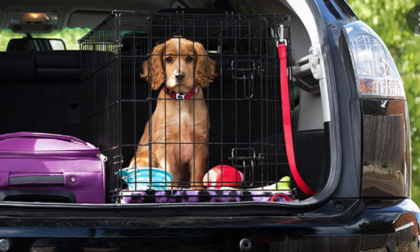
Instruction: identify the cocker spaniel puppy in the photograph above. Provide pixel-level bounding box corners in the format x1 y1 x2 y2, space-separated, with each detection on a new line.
129 37 216 189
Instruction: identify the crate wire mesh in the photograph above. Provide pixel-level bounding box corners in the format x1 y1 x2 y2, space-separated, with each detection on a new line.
80 11 293 203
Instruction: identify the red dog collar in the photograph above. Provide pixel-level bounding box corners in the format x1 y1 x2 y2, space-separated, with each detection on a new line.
163 84 198 100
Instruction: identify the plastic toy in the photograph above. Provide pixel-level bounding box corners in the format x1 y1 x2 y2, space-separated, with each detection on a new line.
247 176 290 191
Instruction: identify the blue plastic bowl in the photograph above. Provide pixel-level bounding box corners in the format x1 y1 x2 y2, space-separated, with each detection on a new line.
120 167 173 190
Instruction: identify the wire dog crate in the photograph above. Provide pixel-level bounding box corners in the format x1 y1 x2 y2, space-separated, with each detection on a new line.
80 11 294 203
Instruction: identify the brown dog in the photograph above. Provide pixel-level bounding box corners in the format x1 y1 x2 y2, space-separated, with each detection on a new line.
129 37 216 189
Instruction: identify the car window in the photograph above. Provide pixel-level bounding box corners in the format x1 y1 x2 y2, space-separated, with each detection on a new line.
0 27 90 51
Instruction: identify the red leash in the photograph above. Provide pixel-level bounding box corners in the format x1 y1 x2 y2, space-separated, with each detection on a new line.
269 193 294 202
278 43 316 195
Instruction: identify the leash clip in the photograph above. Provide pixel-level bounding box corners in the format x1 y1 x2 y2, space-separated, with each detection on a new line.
276 24 287 46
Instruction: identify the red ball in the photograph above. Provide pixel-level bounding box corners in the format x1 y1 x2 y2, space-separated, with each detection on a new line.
203 165 244 189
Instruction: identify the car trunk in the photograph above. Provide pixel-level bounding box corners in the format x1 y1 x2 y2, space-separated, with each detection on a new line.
0 1 331 207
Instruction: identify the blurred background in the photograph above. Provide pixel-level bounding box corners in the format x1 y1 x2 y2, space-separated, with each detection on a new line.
0 28 88 51
0 0 419 203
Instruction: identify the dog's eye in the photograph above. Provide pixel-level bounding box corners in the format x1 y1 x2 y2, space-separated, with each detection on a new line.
185 56 193 63
165 57 173 63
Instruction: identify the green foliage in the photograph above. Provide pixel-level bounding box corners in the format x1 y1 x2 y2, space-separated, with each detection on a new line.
347 0 420 203
0 28 90 51
0 30 22 50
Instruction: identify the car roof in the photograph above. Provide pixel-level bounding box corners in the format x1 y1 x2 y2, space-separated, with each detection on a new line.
0 0 218 32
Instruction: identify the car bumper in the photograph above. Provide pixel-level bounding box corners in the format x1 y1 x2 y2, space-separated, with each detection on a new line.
0 199 418 251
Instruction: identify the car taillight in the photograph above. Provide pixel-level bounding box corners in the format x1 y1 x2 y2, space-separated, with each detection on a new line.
344 21 405 99
344 21 410 198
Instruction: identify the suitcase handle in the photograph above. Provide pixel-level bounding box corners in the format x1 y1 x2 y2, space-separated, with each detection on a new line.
0 190 76 203
0 132 88 146
9 174 65 186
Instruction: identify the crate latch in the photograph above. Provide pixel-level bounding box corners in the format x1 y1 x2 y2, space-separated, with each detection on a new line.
228 148 264 186
229 60 264 99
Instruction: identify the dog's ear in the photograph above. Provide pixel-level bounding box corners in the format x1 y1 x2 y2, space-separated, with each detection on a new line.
141 43 165 90
194 42 216 88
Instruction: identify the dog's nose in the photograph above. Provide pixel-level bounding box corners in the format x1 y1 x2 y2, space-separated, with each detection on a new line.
175 72 185 80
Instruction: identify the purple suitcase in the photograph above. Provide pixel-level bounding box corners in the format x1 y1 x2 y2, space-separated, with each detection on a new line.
0 132 105 203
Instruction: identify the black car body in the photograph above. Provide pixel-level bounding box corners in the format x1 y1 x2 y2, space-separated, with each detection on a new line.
0 0 418 251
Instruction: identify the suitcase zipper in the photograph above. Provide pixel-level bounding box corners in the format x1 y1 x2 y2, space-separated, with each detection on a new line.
0 150 100 158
